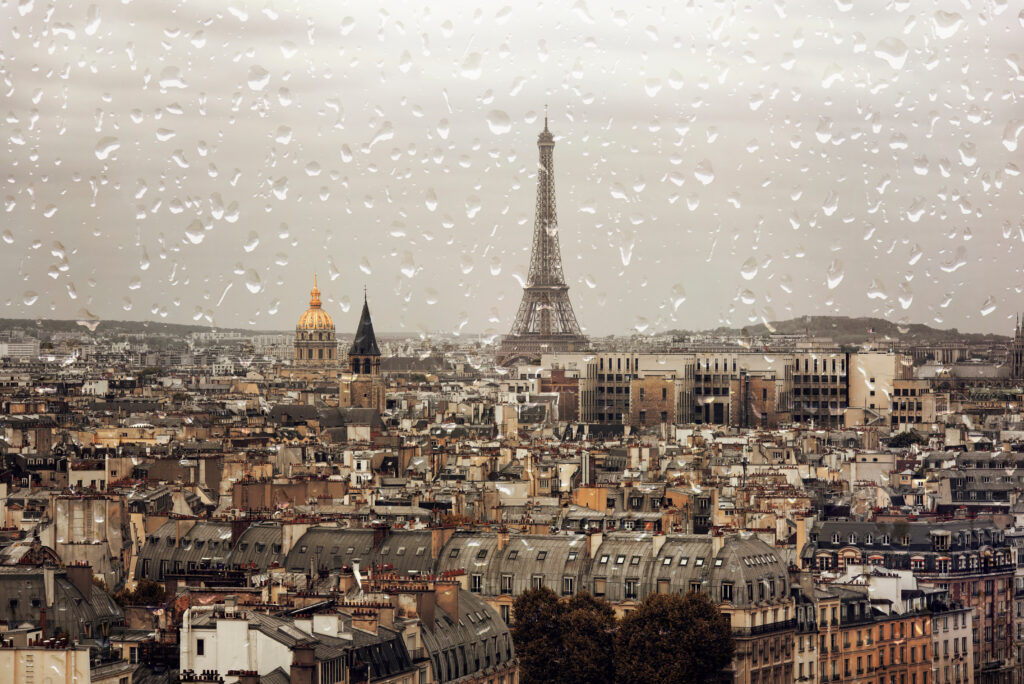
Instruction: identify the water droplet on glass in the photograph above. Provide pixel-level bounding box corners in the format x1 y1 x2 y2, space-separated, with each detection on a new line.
866 279 888 300
184 220 206 245
826 260 844 289
932 11 963 39
896 284 913 311
244 270 263 294
486 110 511 135
740 257 758 280
940 246 967 273
694 159 715 185
247 66 270 91
1001 120 1023 152
958 142 977 167
671 284 686 311
460 53 482 80
95 137 120 160
980 296 997 317
874 37 908 69
243 231 259 253
158 67 187 90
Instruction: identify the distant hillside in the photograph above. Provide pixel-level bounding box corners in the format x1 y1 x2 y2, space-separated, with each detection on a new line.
0 318 284 337
0 317 407 340
686 316 1010 346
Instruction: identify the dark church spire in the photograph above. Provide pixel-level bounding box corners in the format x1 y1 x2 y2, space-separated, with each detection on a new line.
350 296 381 357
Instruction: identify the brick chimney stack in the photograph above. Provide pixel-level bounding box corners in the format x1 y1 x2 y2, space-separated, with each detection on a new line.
66 562 93 599
290 643 316 684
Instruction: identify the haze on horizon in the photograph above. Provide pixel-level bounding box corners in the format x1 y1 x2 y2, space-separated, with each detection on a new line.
2 0 1022 341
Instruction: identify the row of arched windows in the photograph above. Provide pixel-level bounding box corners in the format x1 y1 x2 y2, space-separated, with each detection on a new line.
296 348 334 360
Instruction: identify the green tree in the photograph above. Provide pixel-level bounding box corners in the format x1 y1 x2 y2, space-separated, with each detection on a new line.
887 431 925 448
560 593 616 684
113 578 167 607
512 588 617 684
614 592 735 684
512 587 564 684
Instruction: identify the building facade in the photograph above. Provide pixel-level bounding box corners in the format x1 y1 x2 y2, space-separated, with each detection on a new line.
294 275 338 370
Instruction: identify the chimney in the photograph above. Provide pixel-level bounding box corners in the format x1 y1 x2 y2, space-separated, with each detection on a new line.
66 562 93 599
372 524 391 552
312 613 340 638
352 559 364 591
43 566 55 607
231 672 259 684
377 604 395 630
230 519 252 548
795 514 814 559
430 527 455 560
652 533 666 557
435 582 459 623
497 528 509 551
416 588 437 632
290 643 316 684
338 567 356 594
587 529 603 560
711 530 726 558
351 608 378 635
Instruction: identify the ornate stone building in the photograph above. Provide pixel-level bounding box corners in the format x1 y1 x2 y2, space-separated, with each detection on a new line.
293 274 338 371
1011 315 1024 380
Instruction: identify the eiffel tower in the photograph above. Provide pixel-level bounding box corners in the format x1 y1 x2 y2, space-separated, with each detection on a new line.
497 118 589 366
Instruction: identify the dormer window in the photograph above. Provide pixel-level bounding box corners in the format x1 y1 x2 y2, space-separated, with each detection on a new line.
832 533 840 544
848 534 857 545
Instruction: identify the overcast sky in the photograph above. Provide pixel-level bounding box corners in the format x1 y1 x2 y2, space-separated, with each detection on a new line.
2 0 1022 340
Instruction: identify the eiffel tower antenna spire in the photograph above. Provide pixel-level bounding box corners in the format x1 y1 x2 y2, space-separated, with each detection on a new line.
497 116 589 366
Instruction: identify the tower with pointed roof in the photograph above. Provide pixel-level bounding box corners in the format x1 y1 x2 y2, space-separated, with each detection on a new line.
294 274 338 370
1012 314 1024 379
497 117 589 366
340 293 384 411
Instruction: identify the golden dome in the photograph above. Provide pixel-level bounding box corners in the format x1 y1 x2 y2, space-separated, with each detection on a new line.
296 274 335 330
